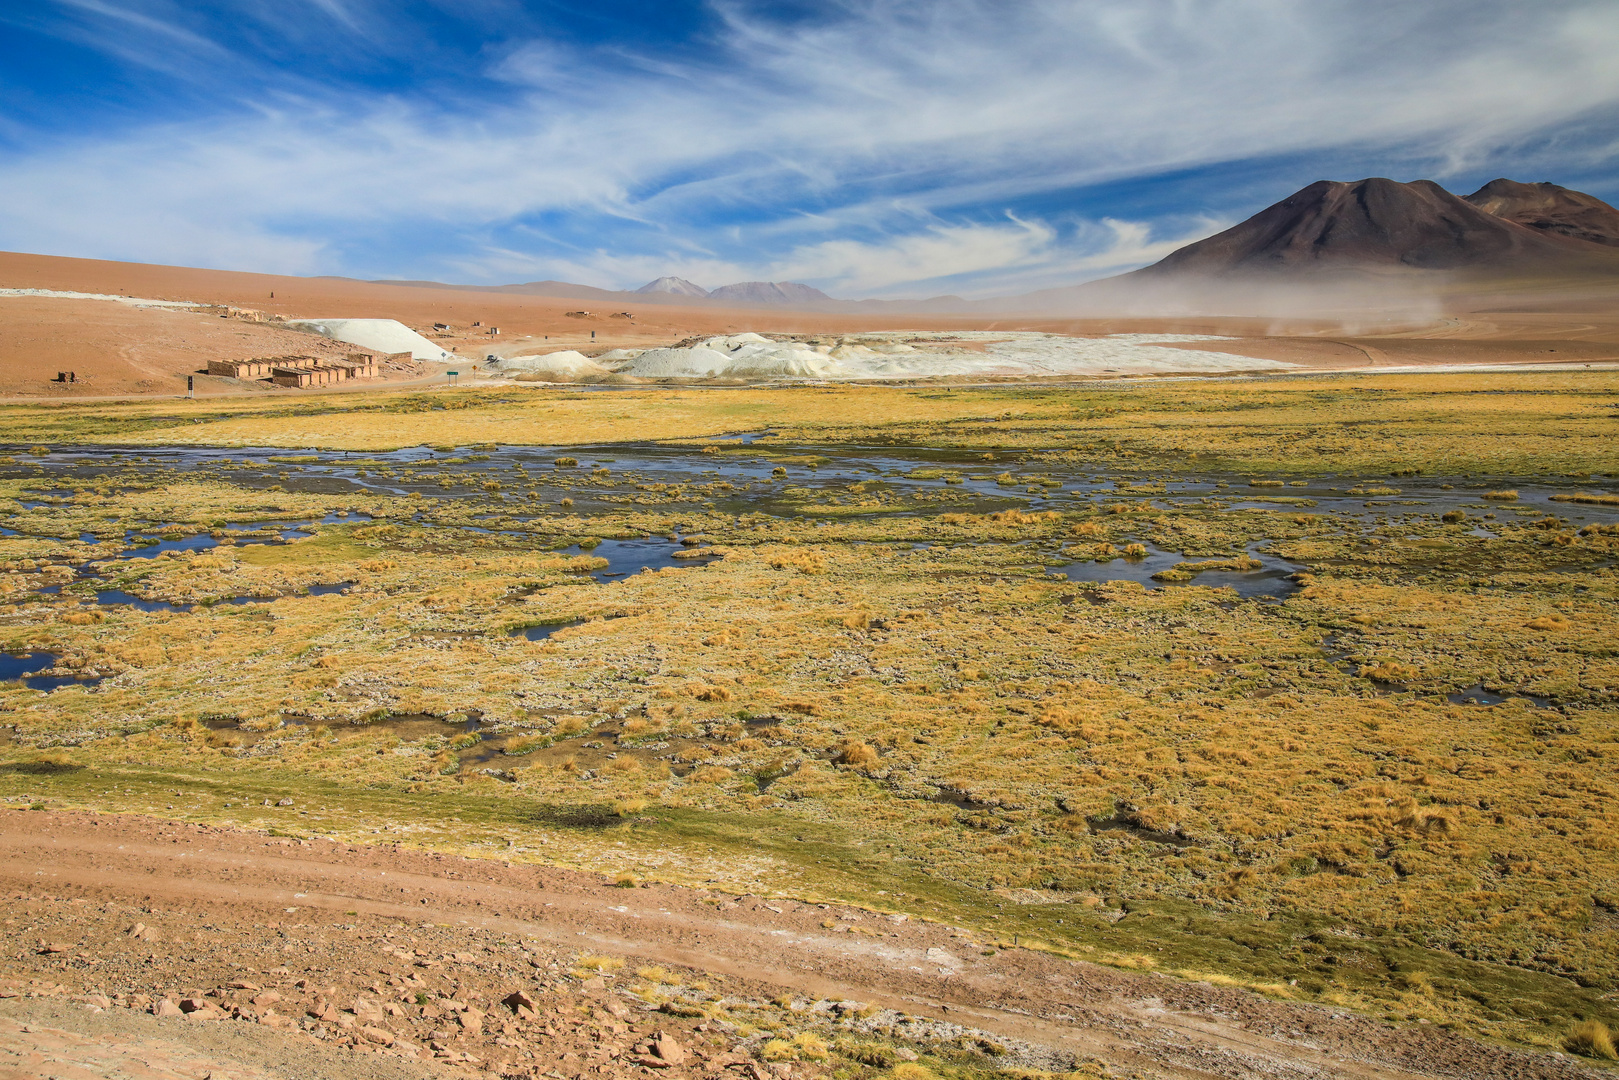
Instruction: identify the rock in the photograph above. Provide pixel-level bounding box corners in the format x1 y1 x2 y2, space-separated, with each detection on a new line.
277 798 294 806
831 1001 867 1015
580 977 605 991
180 998 224 1020
353 997 385 1023
252 991 282 1007
894 1048 919 1062
503 989 539 1020
125 922 155 941
503 989 538 1012
459 1007 485 1035
603 1000 630 1018
80 993 112 1010
228 980 262 991
152 999 183 1018
37 943 71 954
260 1009 294 1028
653 1034 687 1065
362 1026 396 1046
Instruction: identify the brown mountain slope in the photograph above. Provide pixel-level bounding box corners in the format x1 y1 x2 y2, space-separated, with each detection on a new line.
1464 178 1619 248
1131 177 1617 277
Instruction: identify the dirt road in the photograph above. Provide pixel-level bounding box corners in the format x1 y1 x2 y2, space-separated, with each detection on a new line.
0 810 1599 1080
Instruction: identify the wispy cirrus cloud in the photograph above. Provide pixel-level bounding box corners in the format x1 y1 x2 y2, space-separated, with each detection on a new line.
0 0 1616 296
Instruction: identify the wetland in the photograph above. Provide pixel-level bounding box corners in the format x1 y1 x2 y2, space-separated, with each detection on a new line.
1 371 1616 1061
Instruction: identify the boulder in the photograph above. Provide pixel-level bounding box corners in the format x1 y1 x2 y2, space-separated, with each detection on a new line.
653 1034 687 1065
152 999 183 1018
502 989 539 1019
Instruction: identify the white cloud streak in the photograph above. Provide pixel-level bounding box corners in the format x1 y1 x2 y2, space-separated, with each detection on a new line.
2 0 1617 294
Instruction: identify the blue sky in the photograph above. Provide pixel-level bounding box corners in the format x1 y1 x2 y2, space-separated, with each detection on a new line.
3 1 1618 299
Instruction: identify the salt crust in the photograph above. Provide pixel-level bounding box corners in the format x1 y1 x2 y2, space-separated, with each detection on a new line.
494 330 1294 381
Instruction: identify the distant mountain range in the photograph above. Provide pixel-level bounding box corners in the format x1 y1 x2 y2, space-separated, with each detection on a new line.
372 177 1619 314
370 275 839 309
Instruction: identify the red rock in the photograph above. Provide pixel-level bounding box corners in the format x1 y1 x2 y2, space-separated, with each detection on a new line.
252 990 282 1007
361 1025 396 1046
37 943 70 954
459 1007 485 1035
152 999 183 1018
503 989 539 1013
228 980 262 991
653 1034 687 1065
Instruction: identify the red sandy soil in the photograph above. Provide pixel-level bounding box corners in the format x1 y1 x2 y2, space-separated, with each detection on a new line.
2 250 1618 400
0 809 1602 1080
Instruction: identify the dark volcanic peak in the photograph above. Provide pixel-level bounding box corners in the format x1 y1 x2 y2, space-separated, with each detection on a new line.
707 280 833 305
1137 177 1598 277
1464 179 1619 249
634 276 709 297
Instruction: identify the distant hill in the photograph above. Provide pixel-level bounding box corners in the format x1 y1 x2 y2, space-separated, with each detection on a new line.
707 281 834 305
1132 177 1605 277
634 276 709 297
1463 179 1619 248
372 278 629 301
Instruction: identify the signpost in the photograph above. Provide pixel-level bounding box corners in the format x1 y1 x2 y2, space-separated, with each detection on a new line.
447 370 459 385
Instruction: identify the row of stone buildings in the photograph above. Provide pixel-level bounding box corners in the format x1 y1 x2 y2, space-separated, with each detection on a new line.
206 353 391 387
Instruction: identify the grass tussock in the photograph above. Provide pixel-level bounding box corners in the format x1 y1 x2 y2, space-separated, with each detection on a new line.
1566 1019 1618 1060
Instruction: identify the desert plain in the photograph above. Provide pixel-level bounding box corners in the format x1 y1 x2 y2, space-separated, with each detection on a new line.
0 249 1617 1080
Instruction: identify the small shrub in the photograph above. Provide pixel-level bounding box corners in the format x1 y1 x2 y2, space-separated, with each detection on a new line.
1482 489 1519 501
1440 510 1466 523
612 872 639 888
690 765 734 783
613 797 648 816
554 457 579 467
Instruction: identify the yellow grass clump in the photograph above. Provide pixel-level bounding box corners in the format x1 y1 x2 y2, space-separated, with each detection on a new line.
1566 1019 1618 1060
